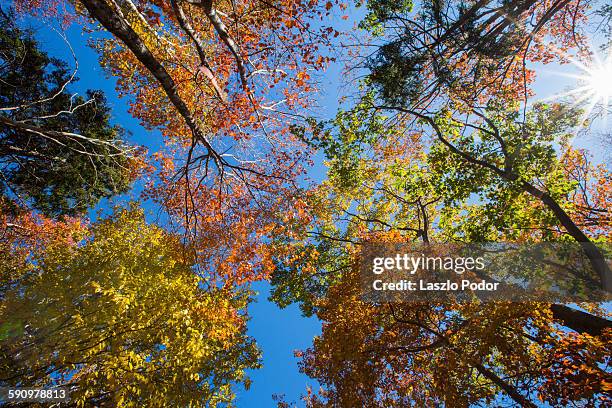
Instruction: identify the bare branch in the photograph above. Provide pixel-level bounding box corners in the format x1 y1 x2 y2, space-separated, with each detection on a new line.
170 0 227 101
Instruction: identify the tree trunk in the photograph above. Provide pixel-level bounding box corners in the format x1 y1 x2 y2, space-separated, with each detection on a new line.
471 361 537 408
550 304 612 336
520 182 612 292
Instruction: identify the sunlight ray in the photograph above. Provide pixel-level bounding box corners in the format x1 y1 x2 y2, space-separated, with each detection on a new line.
532 42 612 133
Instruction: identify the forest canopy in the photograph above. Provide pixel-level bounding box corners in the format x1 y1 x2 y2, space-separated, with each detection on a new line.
0 0 610 406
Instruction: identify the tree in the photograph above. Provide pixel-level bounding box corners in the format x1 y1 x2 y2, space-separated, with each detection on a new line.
348 0 612 290
0 207 260 407
360 0 593 109
0 10 141 217
272 100 612 406
52 0 339 285
297 268 611 407
270 99 611 406
9 0 340 282
0 196 86 298
60 0 334 220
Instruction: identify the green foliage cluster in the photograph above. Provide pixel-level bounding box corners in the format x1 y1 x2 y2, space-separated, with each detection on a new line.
0 11 135 217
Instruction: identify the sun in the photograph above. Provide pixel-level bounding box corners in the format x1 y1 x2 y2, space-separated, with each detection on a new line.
584 57 612 107
537 44 612 131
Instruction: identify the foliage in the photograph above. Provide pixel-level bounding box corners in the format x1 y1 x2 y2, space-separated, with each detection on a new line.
426 102 611 242
0 207 260 407
0 11 141 217
2 0 612 406
276 103 611 406
361 0 592 108
270 85 612 406
298 268 611 407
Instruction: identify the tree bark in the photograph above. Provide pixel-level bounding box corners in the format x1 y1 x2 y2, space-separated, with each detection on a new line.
550 304 612 336
79 0 221 163
471 361 537 408
520 181 612 292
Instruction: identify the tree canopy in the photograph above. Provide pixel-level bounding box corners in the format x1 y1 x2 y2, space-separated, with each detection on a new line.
0 11 140 217
0 0 610 406
0 207 260 406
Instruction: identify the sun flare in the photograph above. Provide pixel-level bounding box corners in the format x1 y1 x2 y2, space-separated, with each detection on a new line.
537 44 612 133
584 57 612 106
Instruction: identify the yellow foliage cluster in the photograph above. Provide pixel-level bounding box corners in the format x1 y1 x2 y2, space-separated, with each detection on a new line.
0 208 260 407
